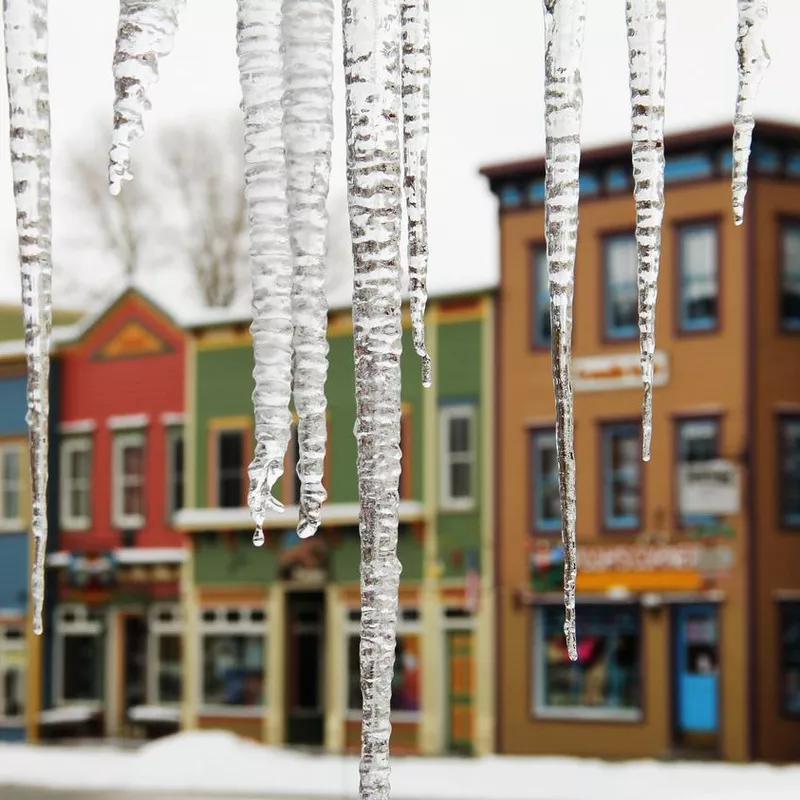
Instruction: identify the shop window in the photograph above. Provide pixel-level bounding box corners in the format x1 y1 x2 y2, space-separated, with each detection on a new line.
676 418 720 527
780 417 800 529
602 423 641 529
55 605 104 705
165 427 185 518
531 429 560 531
0 625 24 721
534 604 641 720
217 430 245 508
781 602 800 715
603 234 638 340
113 431 146 529
0 443 22 529
283 422 303 506
678 223 719 332
149 604 183 705
530 245 550 347
439 404 476 511
200 607 266 712
60 437 92 530
781 223 800 331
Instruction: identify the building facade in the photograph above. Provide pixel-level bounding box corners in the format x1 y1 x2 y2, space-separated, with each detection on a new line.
483 122 800 762
174 292 496 755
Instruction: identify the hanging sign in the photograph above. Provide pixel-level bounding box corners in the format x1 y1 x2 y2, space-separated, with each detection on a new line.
678 459 740 516
573 351 668 392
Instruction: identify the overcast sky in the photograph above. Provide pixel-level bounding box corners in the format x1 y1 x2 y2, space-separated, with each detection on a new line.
2 0 800 309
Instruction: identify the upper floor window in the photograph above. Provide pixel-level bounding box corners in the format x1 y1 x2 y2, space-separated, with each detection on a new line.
60 437 92 531
780 223 800 331
0 443 22 528
0 625 24 721
602 423 641 529
678 223 719 332
439 405 476 511
530 245 550 347
603 234 638 339
781 602 800 715
217 429 245 508
283 422 302 506
676 418 720 527
113 431 146 530
165 427 184 518
780 417 800 528
531 429 560 531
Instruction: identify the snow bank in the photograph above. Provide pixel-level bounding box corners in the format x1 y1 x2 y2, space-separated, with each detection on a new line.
0 730 798 799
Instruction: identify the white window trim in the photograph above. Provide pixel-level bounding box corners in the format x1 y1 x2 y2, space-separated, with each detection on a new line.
107 413 150 431
198 606 268 717
165 426 184 519
160 412 185 427
59 419 96 435
343 607 421 722
439 405 477 511
0 442 24 531
53 604 104 709
113 430 146 530
0 623 25 724
60 437 92 531
147 603 183 707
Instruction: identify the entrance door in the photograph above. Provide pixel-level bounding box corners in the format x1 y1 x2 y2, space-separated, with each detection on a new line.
672 604 720 748
445 629 475 754
121 614 148 734
285 592 325 746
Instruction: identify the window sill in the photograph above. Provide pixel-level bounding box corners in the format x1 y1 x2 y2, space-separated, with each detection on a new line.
0 521 25 533
439 501 477 514
678 321 718 335
533 706 642 723
0 718 24 727
113 517 145 530
198 706 264 718
61 520 91 532
345 711 421 723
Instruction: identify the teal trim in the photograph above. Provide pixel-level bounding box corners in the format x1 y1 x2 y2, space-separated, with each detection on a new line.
678 223 719 332
602 423 641 529
603 233 638 340
531 429 560 531
664 153 713 183
530 246 550 347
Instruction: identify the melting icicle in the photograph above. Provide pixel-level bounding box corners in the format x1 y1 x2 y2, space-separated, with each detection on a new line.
109 0 185 195
401 0 432 388
237 0 294 544
3 0 53 636
252 529 265 547
282 0 334 540
343 0 404 797
626 0 666 462
732 0 770 226
542 0 585 663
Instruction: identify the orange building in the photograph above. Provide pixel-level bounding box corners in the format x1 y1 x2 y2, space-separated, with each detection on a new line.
482 121 800 762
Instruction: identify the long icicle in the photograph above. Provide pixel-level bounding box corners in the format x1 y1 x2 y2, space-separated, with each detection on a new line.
626 0 666 462
282 0 334 539
342 0 404 797
3 0 53 636
237 0 294 546
542 0 585 662
109 0 185 195
401 0 432 388
732 0 770 226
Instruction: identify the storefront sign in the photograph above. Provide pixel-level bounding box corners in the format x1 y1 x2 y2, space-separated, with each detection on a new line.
573 351 668 393
678 460 740 516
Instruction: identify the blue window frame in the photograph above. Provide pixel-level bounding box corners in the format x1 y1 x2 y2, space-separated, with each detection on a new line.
531 429 560 531
676 418 720 527
664 153 713 184
604 234 638 339
530 245 550 347
500 185 522 207
780 417 800 528
602 423 641 529
678 223 719 332
780 223 800 331
781 602 800 714
605 167 629 192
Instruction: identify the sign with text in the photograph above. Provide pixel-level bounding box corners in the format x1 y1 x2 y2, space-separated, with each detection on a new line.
679 459 740 516
573 351 668 392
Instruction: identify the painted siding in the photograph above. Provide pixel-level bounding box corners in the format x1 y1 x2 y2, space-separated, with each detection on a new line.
0 375 26 437
194 533 278 585
0 534 28 610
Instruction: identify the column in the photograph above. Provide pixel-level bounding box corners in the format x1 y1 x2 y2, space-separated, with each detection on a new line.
324 583 344 752
266 582 285 745
105 607 120 737
180 545 199 731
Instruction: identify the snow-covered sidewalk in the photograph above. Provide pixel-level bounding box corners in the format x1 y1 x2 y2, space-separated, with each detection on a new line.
0 731 798 799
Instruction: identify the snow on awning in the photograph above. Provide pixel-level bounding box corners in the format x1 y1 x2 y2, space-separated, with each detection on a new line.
127 705 181 724
46 548 187 568
39 706 100 725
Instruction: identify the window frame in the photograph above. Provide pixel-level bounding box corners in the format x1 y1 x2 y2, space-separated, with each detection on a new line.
0 622 25 724
0 440 24 531
674 415 722 529
438 404 477 512
53 604 105 708
60 436 93 531
779 218 800 333
530 427 561 533
147 603 183 707
529 242 551 350
675 219 721 334
601 421 643 531
212 426 249 509
399 405 413 500
778 414 800 530
112 430 147 530
779 601 800 717
165 426 185 520
602 231 639 341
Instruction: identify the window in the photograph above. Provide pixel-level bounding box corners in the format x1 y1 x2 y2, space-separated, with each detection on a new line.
439 405 476 510
60 437 92 530
602 424 641 529
676 418 720 526
534 604 641 720
399 409 412 499
345 608 420 717
0 625 25 721
531 429 560 531
165 427 184 517
200 607 266 712
780 223 800 330
678 223 719 332
780 417 800 528
113 431 146 529
149 604 182 705
217 430 245 508
530 245 550 346
604 234 638 339
0 443 22 528
283 422 302 506
781 603 800 715
55 605 104 705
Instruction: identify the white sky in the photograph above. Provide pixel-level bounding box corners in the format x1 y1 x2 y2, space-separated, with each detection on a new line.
2 0 800 308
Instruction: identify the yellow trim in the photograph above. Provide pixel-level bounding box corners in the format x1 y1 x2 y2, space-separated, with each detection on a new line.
185 335 197 509
194 328 252 351
180 543 199 730
105 609 120 737
261 592 272 743
266 583 285 745
25 530 41 743
208 415 253 432
435 293 491 325
324 584 344 752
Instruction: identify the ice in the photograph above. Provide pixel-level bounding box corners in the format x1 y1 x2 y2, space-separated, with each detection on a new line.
3 0 53 636
237 0 294 541
401 0 432 389
252 528 265 547
342 0 405 796
732 0 770 226
542 0 585 663
282 0 334 540
109 0 185 196
626 0 666 462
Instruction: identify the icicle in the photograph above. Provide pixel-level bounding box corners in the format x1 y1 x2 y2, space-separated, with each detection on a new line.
252 529 265 547
342 0 404 797
282 0 334 540
237 0 294 543
401 0 432 388
109 0 185 195
626 0 666 463
732 0 770 226
542 0 585 663
3 0 53 636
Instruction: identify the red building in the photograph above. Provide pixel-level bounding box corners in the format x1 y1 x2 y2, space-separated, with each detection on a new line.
37 287 187 740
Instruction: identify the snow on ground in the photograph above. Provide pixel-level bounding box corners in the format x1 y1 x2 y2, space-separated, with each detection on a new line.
0 731 798 799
